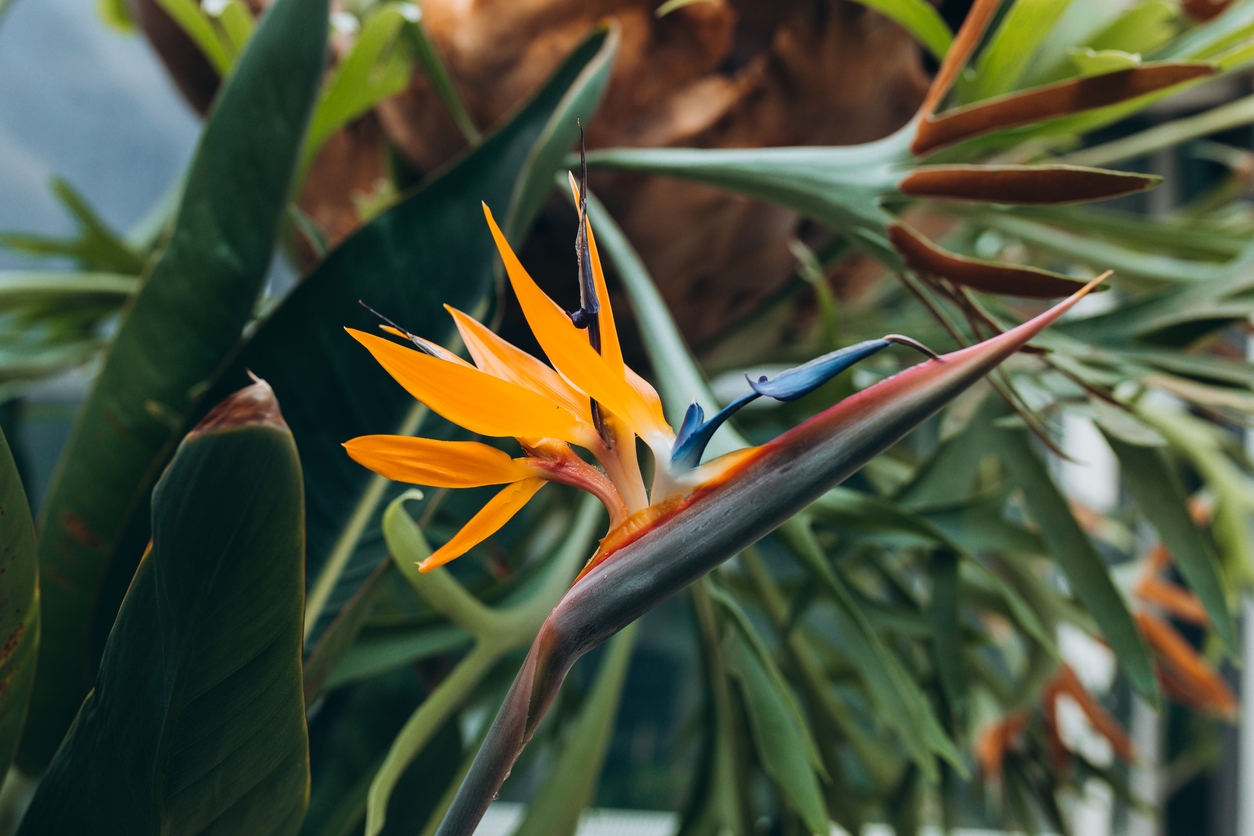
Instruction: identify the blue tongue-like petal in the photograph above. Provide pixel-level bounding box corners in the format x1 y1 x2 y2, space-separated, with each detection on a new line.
670 338 914 471
748 339 891 401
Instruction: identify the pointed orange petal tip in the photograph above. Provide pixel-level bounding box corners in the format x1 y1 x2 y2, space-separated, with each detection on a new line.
418 477 547 571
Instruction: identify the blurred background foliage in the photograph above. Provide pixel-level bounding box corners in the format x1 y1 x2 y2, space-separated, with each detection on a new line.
3 0 1254 833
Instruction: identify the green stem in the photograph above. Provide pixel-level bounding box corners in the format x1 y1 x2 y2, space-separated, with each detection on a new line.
365 641 502 836
303 403 429 639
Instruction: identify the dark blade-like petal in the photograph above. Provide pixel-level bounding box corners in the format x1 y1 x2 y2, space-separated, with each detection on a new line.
432 277 1103 836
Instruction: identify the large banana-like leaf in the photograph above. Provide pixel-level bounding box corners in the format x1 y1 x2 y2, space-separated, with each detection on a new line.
0 426 38 786
23 0 328 770
18 380 308 836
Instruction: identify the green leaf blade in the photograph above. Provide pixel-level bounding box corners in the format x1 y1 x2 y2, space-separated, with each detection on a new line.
850 0 953 60
23 0 330 771
18 381 308 835
1106 434 1237 653
990 414 1159 705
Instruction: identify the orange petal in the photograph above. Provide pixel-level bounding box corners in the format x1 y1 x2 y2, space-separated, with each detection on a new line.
446 306 594 427
1055 665 1137 761
1136 577 1209 627
349 328 586 442
917 0 1004 120
419 477 547 570
344 435 537 488
1136 611 1238 719
482 203 672 444
567 174 670 448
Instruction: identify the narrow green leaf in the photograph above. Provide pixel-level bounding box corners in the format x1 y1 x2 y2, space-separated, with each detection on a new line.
1070 47 1143 75
304 559 398 703
511 623 638 836
1 179 146 274
18 381 308 835
970 0 1080 100
927 549 965 719
706 584 826 777
152 0 234 74
1106 434 1237 653
780 520 961 779
987 407 1159 705
722 629 829 835
405 13 481 146
301 5 414 178
23 0 328 771
0 427 38 789
0 272 137 309
849 0 953 60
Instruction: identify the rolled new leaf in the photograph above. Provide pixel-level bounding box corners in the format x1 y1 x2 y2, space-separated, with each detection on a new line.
434 279 1102 836
18 379 308 836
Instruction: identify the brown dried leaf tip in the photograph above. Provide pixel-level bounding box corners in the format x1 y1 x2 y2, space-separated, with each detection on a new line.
189 375 288 438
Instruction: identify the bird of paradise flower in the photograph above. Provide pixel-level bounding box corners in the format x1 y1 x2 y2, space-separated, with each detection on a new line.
343 168 1103 835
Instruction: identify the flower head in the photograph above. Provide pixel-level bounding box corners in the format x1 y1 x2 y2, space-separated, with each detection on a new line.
345 180 914 573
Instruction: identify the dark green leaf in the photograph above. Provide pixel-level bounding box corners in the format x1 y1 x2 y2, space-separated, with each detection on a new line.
928 549 965 720
19 380 308 835
0 426 38 788
1106 434 1237 653
23 0 328 770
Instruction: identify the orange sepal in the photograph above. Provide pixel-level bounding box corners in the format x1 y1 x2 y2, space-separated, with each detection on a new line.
446 306 595 429
420 477 548 571
483 203 672 444
1136 577 1210 627
1137 611 1237 719
348 328 587 443
344 435 537 489
1054 665 1137 762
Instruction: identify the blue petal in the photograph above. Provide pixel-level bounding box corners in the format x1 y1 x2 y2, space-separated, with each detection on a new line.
748 339 890 402
670 392 757 470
